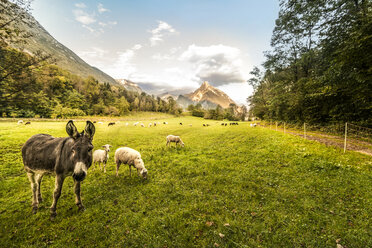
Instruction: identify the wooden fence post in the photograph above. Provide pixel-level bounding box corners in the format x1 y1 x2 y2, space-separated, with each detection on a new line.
344 122 348 153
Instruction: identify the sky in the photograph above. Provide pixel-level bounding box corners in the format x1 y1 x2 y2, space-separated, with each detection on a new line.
31 0 279 105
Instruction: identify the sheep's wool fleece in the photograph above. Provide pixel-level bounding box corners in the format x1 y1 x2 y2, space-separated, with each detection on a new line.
115 147 143 167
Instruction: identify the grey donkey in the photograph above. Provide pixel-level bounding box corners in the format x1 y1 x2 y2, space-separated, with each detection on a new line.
22 120 95 218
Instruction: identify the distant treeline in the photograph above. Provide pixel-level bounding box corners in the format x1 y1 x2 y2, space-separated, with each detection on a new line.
188 104 247 121
0 47 183 118
248 0 372 126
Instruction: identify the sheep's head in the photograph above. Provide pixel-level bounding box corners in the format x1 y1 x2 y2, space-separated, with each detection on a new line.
180 140 185 147
140 168 148 179
102 144 112 152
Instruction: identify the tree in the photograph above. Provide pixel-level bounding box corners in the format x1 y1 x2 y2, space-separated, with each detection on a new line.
116 96 129 115
248 0 372 126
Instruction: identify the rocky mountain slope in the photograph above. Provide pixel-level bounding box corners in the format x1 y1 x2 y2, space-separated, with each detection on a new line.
116 79 142 93
177 81 236 109
1 0 118 85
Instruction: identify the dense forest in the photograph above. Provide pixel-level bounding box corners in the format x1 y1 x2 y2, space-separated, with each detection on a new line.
0 47 183 118
248 0 371 126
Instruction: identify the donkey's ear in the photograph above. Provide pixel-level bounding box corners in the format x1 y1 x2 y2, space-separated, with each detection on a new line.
66 120 79 139
84 121 95 140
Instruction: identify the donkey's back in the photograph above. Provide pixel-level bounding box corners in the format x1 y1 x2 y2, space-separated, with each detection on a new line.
22 134 68 173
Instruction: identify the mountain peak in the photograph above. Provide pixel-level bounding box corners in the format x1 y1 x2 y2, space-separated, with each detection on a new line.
200 81 210 89
183 81 236 108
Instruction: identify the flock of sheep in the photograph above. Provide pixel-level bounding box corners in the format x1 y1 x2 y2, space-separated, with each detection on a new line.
92 133 184 179
91 119 247 179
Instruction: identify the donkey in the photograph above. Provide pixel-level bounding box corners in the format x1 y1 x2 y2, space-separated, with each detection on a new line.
22 120 95 218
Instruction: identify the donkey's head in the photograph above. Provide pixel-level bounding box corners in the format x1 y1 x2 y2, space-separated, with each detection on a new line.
66 120 95 181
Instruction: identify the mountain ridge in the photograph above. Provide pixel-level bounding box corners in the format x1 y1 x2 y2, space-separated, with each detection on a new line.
1 0 118 86
177 81 237 109
116 79 142 93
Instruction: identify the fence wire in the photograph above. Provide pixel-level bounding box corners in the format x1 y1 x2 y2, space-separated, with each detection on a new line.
348 123 372 143
260 121 372 153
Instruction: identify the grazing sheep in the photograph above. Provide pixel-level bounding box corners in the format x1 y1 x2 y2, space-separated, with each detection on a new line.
17 120 23 124
225 123 227 126
154 123 157 127
163 122 168 125
114 147 147 179
134 122 139 126
166 135 185 147
189 124 192 127
126 123 129 126
98 121 103 124
25 121 31 125
221 123 224 126
203 124 206 127
149 123 152 127
93 121 97 123
179 122 183 125
141 123 145 127
108 122 115 126
93 144 112 173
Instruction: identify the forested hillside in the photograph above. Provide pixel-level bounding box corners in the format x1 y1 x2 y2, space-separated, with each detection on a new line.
0 47 182 118
248 0 372 126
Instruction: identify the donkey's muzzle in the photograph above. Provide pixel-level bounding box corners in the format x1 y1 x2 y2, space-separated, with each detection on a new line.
73 171 86 181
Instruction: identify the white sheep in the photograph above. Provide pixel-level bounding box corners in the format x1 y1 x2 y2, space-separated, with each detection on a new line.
141 123 145 127
93 144 112 173
114 147 147 179
98 121 103 124
166 135 185 147
189 124 192 127
134 122 139 126
126 123 129 126
149 123 152 127
17 120 23 124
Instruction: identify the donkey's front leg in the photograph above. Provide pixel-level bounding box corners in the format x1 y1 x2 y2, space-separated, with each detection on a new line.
74 179 85 211
50 174 65 218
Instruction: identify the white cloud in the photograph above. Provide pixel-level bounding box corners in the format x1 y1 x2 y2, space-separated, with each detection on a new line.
82 25 95 33
98 21 117 28
149 21 177 46
75 3 86 8
101 44 143 79
73 9 96 25
217 83 252 105
152 46 181 61
180 44 247 86
97 3 109 13
73 4 116 34
132 44 142 50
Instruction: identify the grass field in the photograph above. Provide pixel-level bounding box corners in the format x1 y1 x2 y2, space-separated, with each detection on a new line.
0 115 371 247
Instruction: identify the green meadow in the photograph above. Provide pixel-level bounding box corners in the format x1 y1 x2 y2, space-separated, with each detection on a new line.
0 115 371 247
